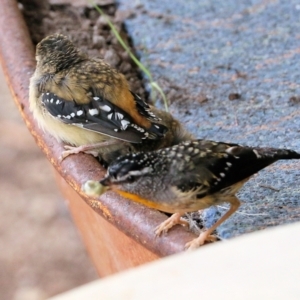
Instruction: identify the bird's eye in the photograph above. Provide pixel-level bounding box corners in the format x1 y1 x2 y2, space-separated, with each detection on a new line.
126 176 135 183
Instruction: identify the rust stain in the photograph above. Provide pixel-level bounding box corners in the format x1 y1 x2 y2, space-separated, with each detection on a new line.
171 64 186 70
255 47 300 70
276 163 300 171
88 199 113 220
244 0 277 14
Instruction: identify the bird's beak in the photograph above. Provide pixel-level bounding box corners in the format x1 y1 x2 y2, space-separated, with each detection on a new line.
100 176 111 186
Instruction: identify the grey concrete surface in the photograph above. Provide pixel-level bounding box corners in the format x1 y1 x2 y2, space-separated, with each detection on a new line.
119 0 300 239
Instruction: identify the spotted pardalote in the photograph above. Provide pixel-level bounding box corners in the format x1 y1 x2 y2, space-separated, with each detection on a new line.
82 139 300 249
29 34 192 162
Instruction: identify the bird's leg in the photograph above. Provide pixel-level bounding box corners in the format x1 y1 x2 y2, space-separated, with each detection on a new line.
155 212 189 236
185 197 241 250
60 140 123 160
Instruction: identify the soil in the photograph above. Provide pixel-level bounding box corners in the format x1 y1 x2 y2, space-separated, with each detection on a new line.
19 0 147 98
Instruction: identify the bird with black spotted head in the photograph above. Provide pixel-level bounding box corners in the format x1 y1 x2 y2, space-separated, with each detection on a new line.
82 139 300 249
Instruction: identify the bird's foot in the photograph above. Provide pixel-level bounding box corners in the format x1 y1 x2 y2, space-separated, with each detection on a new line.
59 140 121 161
155 213 188 236
185 231 218 250
60 145 99 160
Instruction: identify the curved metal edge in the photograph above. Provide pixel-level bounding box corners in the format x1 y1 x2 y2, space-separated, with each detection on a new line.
0 0 198 257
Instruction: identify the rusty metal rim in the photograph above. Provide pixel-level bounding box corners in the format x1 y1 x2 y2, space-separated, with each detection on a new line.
0 0 198 257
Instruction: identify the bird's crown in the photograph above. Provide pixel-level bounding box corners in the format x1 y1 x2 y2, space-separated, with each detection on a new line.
36 34 86 73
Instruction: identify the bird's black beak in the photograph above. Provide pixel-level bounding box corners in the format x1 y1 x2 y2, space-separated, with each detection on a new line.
100 176 111 186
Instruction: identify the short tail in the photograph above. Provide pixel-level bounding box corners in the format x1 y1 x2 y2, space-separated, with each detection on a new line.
254 147 300 160
146 122 168 139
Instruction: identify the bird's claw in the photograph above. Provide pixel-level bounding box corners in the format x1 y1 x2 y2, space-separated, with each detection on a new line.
185 232 218 250
59 145 99 161
154 213 188 236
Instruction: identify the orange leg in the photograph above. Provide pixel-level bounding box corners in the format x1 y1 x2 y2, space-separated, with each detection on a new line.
60 140 122 160
186 197 241 250
155 213 189 236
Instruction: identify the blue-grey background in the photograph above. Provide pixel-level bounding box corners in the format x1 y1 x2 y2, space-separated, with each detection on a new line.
119 0 300 239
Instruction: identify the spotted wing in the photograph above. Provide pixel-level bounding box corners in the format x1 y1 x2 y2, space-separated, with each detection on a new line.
41 92 167 143
168 140 292 196
131 92 160 121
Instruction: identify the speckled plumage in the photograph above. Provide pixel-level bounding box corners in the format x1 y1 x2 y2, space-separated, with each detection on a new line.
29 34 191 161
99 139 300 249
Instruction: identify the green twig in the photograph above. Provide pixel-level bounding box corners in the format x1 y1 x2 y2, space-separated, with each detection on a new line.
92 2 169 111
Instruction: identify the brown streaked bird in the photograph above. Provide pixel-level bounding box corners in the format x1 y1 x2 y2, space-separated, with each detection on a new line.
29 34 192 162
82 139 300 249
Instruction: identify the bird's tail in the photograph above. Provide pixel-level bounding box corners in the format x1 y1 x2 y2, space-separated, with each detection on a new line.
147 122 168 139
253 147 300 160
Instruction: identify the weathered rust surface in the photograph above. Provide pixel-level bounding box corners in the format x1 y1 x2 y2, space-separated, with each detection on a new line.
55 172 160 277
0 0 197 276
